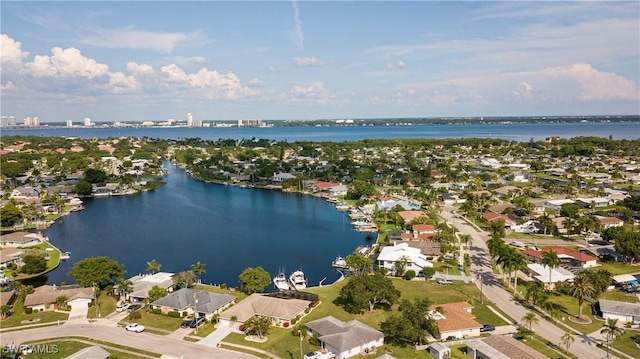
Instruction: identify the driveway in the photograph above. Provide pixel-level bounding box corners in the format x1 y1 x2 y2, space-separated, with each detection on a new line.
65 302 89 324
197 325 234 347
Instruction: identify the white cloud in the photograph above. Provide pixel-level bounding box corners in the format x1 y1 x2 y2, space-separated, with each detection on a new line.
127 62 156 77
79 27 197 53
26 47 109 79
386 60 406 70
292 57 324 67
514 82 533 99
1 34 29 68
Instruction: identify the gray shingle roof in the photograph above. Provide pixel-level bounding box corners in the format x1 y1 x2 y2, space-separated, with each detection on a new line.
599 299 640 316
305 316 384 352
151 288 236 314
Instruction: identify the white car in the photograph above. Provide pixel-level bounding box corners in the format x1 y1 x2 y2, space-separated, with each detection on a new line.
509 241 525 248
125 323 145 333
437 279 453 285
116 303 129 312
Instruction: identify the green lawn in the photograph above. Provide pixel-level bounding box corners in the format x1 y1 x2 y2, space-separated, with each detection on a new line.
24 338 161 358
612 329 640 358
88 290 117 319
598 262 640 276
120 309 184 332
0 309 68 328
524 334 575 359
194 284 249 301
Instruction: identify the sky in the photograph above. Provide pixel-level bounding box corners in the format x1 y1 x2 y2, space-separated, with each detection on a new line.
1 1 639 123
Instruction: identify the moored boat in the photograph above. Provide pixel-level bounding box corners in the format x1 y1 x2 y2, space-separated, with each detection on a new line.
332 256 348 269
289 270 307 290
60 251 71 260
273 270 291 291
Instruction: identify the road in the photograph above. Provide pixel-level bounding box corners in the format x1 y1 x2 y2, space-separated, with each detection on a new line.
0 322 256 359
441 207 611 359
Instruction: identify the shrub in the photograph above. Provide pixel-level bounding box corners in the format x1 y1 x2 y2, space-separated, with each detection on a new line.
182 311 188 317
304 307 310 314
220 283 227 290
238 324 245 332
25 308 33 314
168 311 181 318
404 270 416 280
152 308 161 315
283 322 290 328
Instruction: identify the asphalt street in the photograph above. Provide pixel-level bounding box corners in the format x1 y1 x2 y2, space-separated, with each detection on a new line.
441 207 611 359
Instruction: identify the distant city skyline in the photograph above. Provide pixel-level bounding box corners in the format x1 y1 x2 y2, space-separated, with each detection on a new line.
1 1 639 123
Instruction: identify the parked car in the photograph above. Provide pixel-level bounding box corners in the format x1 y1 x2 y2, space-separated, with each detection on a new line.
480 324 495 332
181 320 193 328
189 317 205 328
437 279 453 285
127 303 142 312
116 303 129 312
509 241 525 248
445 335 456 341
125 323 145 333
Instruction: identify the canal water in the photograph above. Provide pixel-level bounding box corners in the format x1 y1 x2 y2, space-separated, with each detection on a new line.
42 163 370 289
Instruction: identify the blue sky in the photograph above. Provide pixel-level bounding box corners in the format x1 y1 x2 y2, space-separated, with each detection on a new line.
1 1 639 123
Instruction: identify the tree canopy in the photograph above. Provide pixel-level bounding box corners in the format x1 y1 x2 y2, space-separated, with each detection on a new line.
238 266 271 294
68 256 125 288
334 272 400 314
380 298 439 346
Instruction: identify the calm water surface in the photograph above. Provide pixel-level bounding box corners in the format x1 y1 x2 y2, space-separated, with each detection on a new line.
43 163 369 288
5 121 639 142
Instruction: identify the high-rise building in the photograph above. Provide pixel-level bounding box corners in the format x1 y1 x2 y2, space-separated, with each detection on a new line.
84 117 92 126
23 116 40 126
187 112 194 127
66 120 73 127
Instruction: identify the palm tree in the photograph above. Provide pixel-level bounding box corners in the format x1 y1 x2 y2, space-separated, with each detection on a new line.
561 331 575 352
115 277 133 301
569 273 595 320
600 318 624 359
524 282 543 305
562 217 575 235
146 259 162 274
0 305 11 319
191 261 206 284
487 235 505 269
540 249 560 290
521 311 539 331
510 251 527 293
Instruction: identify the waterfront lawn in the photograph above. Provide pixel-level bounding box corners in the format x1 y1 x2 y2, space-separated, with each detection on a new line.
193 284 249 301
597 262 640 276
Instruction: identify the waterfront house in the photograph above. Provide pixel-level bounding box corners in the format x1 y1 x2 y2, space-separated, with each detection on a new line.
150 288 236 321
218 293 312 329
0 232 43 247
10 186 41 203
397 210 427 222
412 224 436 240
598 299 640 325
466 334 547 359
542 199 575 211
376 242 433 276
24 285 94 311
390 240 442 259
575 197 611 207
429 302 482 340
127 272 175 302
0 248 25 268
305 316 384 359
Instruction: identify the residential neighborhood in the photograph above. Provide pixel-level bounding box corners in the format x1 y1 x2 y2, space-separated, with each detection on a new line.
1 134 640 358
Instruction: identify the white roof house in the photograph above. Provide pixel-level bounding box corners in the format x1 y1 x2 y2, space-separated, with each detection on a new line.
527 263 574 289
128 272 175 301
376 242 433 275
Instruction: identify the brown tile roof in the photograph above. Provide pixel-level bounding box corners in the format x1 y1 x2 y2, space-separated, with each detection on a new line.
431 302 481 332
523 246 596 263
219 293 311 323
390 240 441 256
413 224 435 232
483 334 547 359
398 210 426 222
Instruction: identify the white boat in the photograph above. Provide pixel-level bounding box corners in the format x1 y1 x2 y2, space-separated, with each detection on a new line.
332 256 348 269
335 202 350 211
289 270 307 290
60 251 71 260
273 270 291 291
